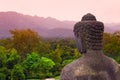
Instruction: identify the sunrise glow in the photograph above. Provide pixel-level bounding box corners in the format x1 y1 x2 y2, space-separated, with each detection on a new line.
0 0 120 23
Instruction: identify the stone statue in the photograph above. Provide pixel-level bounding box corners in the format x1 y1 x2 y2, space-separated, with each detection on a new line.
60 13 120 80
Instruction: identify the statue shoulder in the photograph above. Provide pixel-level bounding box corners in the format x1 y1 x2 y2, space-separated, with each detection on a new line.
105 55 120 80
105 55 119 66
60 59 82 80
61 60 110 80
61 59 81 72
115 64 120 80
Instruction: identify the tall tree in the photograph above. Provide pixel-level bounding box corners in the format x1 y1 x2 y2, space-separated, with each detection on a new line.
10 29 40 58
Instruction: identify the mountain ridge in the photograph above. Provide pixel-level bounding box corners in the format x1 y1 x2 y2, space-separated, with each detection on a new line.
0 11 119 38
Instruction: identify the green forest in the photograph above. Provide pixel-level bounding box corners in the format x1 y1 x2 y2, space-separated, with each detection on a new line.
0 29 120 80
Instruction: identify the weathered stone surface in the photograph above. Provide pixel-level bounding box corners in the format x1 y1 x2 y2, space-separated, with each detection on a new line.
60 13 120 80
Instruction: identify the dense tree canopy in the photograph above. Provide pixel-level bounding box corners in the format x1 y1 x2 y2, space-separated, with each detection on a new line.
0 29 120 79
10 29 40 58
103 31 120 63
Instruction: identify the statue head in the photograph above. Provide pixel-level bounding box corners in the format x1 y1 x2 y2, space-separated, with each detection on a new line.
74 13 104 54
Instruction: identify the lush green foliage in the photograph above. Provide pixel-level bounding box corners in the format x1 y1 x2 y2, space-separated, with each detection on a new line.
103 31 120 63
0 46 21 79
0 29 120 79
23 52 55 78
11 64 25 80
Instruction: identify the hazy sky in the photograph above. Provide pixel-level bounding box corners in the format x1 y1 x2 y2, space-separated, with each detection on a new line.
0 0 120 23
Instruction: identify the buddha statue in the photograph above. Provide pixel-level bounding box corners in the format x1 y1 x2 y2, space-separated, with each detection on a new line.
60 13 120 80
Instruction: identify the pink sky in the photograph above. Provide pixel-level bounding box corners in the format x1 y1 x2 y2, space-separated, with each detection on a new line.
0 0 120 23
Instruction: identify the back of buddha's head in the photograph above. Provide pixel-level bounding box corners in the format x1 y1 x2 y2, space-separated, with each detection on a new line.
74 13 104 54
81 13 96 21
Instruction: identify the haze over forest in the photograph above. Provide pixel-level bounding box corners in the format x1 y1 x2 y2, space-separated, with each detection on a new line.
0 11 120 38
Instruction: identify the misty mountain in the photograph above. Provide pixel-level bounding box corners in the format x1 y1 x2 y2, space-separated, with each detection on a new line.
0 11 119 38
104 23 120 33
